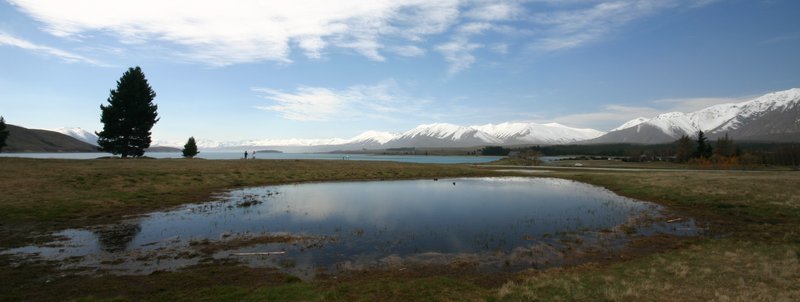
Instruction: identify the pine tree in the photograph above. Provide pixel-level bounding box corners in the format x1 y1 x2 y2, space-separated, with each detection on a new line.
0 116 9 153
96 67 159 158
714 133 734 157
694 130 713 159
182 136 199 158
675 135 693 163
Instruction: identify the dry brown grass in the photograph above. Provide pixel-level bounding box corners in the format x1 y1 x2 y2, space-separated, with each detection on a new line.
497 240 800 301
549 170 800 241
494 168 800 301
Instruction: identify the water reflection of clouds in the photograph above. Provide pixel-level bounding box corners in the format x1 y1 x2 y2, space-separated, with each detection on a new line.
3 177 700 279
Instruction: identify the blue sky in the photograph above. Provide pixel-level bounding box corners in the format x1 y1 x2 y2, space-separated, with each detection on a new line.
1 0 799 143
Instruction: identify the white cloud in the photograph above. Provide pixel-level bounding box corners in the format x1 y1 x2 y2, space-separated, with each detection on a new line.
547 104 663 131
464 1 523 21
254 80 427 121
531 0 678 51
689 0 722 9
545 92 753 131
0 31 104 65
435 38 482 76
490 43 509 54
652 95 754 113
388 45 426 57
9 0 460 66
7 0 720 71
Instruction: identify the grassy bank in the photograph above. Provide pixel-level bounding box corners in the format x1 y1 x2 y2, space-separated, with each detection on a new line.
1 158 799 301
496 169 800 301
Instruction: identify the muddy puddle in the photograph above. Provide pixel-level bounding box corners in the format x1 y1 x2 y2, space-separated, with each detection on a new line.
2 177 700 279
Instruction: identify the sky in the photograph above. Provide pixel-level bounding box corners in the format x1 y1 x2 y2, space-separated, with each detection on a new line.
1 0 799 144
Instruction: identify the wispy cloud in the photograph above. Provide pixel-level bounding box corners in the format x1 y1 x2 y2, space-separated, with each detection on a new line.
0 31 104 65
435 38 482 76
464 1 523 21
8 0 720 72
387 45 426 57
9 0 461 66
531 0 677 51
546 92 754 131
651 95 755 112
254 80 428 121
546 104 663 131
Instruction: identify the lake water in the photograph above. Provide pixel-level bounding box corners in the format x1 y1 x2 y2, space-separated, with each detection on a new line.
3 177 699 279
0 152 503 164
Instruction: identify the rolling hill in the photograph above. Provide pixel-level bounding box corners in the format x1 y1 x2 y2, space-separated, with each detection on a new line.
3 124 99 152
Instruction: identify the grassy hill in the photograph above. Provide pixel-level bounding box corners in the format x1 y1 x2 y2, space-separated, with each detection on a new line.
3 124 98 152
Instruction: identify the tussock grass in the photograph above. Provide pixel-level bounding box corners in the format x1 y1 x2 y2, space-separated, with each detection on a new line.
553 170 800 241
497 240 800 301
494 169 800 301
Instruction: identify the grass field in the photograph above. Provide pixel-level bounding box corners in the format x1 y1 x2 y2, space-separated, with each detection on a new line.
1 157 798 301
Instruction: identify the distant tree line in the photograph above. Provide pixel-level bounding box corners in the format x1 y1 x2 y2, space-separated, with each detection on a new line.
509 132 800 168
481 146 511 156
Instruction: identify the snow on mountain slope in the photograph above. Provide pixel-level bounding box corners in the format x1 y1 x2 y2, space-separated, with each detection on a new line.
687 103 741 131
395 123 489 141
714 88 800 132
347 130 397 144
593 88 800 143
611 117 648 132
53 127 98 146
472 122 604 144
150 121 604 151
643 112 696 137
376 123 500 148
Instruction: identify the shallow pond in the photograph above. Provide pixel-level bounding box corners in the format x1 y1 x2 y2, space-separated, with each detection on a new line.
3 177 699 279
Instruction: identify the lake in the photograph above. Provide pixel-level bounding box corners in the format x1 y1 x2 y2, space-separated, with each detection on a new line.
3 177 699 279
0 152 503 164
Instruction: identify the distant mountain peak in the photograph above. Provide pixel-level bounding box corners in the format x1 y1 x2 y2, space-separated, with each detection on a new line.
611 117 648 132
52 127 99 146
592 87 800 144
347 130 397 144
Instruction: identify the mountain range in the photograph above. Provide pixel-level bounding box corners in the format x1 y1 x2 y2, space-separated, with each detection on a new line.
588 88 800 144
143 122 604 152
44 88 800 152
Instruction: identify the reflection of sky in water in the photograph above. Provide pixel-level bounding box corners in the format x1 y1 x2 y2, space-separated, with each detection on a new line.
2 177 699 277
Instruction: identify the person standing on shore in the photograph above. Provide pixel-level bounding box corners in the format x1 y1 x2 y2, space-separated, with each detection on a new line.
244 151 248 159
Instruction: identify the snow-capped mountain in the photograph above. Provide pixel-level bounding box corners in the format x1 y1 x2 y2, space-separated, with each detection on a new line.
52 127 99 146
610 117 648 132
58 88 799 151
590 88 800 143
144 122 602 152
473 122 604 145
383 123 502 148
348 131 398 145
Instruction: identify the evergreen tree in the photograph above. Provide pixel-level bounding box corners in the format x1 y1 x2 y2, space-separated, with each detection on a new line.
96 67 159 158
0 116 9 153
182 136 199 158
675 135 693 163
714 133 734 157
694 130 713 159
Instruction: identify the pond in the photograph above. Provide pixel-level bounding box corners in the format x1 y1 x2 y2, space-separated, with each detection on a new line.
3 177 699 279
